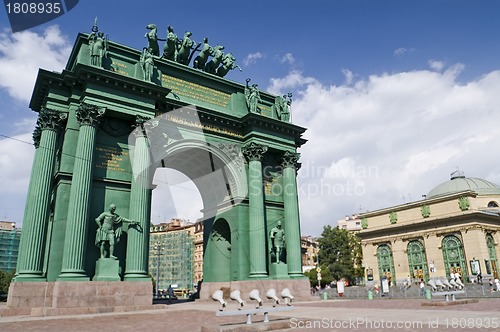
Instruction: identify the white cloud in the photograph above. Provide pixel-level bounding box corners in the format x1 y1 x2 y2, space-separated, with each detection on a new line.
341 68 355 85
0 133 35 223
0 25 72 102
280 53 295 65
0 25 70 225
393 47 414 56
243 52 264 66
428 60 444 71
288 67 500 235
267 69 319 95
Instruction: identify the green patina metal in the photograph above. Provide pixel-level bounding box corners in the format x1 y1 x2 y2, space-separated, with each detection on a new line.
406 240 429 282
420 204 431 218
14 21 306 285
486 234 498 278
458 196 470 211
389 211 397 224
441 235 468 279
376 244 396 283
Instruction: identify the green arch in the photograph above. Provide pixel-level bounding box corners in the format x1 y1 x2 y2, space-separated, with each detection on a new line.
441 235 468 279
204 218 231 282
377 244 396 283
407 240 429 282
486 234 498 278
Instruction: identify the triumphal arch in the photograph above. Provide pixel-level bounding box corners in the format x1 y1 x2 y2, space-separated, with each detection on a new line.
8 20 308 311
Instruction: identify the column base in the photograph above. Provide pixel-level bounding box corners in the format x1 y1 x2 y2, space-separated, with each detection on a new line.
124 272 150 282
57 271 90 281
249 272 268 279
14 273 46 282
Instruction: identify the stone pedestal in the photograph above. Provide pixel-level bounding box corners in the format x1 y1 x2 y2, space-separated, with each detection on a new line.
93 258 120 281
270 263 289 279
7 281 152 312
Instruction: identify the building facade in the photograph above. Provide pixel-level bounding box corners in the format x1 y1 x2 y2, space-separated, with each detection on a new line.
356 174 500 285
0 221 21 272
149 219 195 291
301 235 319 272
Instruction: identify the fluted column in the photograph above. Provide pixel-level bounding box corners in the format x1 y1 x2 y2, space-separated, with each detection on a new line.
281 151 303 277
58 103 104 280
15 109 66 281
242 142 268 277
124 116 154 280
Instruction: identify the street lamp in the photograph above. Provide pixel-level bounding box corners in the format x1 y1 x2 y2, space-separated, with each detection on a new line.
153 241 164 298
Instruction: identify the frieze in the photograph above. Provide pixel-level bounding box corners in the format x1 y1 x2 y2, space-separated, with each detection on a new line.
161 113 243 138
161 74 231 108
217 143 244 173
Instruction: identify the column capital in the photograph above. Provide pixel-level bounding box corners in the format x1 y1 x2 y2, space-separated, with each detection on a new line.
32 126 42 148
38 108 68 131
132 115 157 138
281 151 300 169
76 103 105 127
33 108 67 147
242 142 268 162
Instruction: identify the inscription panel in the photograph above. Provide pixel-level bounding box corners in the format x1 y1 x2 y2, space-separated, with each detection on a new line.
161 75 231 108
95 145 129 173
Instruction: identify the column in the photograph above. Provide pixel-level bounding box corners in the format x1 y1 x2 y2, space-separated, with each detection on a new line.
281 151 303 277
58 103 104 280
15 109 66 281
124 116 154 280
242 142 268 277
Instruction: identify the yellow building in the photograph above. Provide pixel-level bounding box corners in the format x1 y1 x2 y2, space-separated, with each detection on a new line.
301 236 319 272
356 173 500 285
193 220 204 284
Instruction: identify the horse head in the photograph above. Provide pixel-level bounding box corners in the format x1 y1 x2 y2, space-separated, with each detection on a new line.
146 23 157 31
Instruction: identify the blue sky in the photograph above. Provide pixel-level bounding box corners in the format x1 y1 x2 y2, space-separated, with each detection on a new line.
1 0 500 236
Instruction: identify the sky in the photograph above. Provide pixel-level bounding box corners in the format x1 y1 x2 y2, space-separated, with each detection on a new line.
1 0 500 236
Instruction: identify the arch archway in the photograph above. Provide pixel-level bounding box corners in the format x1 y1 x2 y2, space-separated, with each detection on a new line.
407 240 429 282
441 235 468 279
486 234 498 278
377 244 396 284
204 218 231 282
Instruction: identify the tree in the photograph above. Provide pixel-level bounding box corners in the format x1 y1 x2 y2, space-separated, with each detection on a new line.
0 269 15 300
318 225 363 285
304 266 333 288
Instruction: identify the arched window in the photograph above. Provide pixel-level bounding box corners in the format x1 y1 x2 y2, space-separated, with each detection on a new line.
488 201 499 208
377 244 396 284
486 234 498 278
441 235 468 279
407 240 429 282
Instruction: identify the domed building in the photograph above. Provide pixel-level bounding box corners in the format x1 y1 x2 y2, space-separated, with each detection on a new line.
356 172 500 285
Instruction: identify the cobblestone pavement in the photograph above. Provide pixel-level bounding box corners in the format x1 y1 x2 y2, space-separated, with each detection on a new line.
1 298 499 332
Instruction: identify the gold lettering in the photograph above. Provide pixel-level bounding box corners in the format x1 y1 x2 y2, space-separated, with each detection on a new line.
161 75 231 107
95 146 128 172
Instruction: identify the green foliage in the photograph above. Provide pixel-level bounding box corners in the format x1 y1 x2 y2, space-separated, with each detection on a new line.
318 225 364 284
0 269 15 298
304 266 333 288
